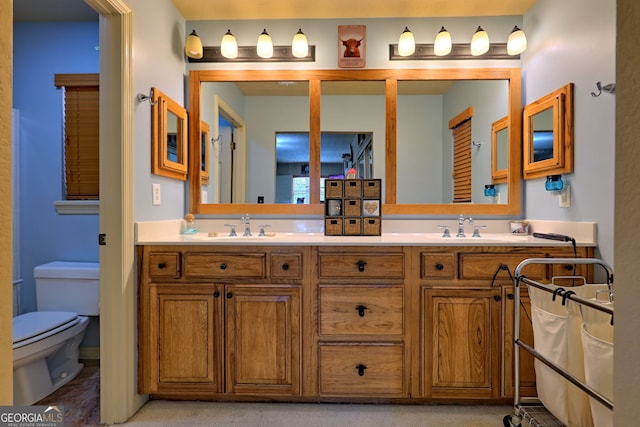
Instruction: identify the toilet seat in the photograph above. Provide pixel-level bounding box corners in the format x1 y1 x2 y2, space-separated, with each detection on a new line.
13 311 80 349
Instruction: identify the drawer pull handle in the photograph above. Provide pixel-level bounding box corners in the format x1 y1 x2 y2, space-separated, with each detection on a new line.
226 292 233 299
356 364 367 376
220 263 227 270
435 263 444 271
157 263 166 269
357 260 367 272
214 291 220 298
282 263 289 271
355 305 368 317
507 293 514 300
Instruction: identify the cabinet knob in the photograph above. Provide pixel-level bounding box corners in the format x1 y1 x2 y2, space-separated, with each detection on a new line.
226 292 233 299
493 295 502 302
356 364 367 376
356 260 367 272
220 263 227 270
355 305 368 317
214 291 220 298
507 293 514 300
157 263 166 269
435 263 444 271
282 263 289 271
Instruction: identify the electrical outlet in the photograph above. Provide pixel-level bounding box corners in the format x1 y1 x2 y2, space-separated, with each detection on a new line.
559 184 570 208
152 184 161 205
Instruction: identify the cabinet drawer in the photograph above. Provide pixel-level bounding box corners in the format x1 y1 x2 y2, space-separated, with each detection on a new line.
550 260 589 286
271 253 303 280
184 253 266 278
421 253 455 279
319 286 403 337
319 344 404 396
459 253 546 281
148 253 180 279
318 254 404 279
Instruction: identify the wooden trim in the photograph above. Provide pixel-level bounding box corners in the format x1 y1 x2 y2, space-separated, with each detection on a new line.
54 73 99 87
448 106 474 129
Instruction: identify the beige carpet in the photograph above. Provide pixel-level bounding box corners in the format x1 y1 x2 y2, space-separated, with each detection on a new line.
116 400 514 427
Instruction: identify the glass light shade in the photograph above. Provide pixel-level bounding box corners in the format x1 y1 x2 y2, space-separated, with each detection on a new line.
185 30 203 59
470 26 490 56
220 29 238 59
507 26 527 55
398 27 415 56
257 29 273 59
292 29 309 58
434 26 452 56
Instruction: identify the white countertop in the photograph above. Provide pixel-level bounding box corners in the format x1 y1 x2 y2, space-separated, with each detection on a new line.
136 219 597 247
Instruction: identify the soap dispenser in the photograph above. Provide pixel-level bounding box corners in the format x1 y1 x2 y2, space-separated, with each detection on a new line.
183 213 197 235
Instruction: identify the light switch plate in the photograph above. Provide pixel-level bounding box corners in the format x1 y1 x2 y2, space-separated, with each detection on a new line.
559 184 570 208
152 184 161 205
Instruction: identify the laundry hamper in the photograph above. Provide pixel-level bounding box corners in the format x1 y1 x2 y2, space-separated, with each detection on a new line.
529 283 609 426
580 302 614 427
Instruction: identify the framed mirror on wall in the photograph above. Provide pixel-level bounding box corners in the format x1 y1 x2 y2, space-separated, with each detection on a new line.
188 68 522 216
523 83 574 180
151 87 188 180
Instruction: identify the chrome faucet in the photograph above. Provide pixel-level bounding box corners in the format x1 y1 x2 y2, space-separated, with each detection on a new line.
457 215 473 237
241 214 252 236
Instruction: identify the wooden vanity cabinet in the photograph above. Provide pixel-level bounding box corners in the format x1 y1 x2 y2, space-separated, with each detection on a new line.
138 245 305 398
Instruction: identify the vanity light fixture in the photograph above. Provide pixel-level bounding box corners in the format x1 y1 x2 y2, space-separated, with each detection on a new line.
397 27 416 56
507 26 527 55
220 29 238 59
389 25 525 60
257 29 273 59
292 29 309 58
433 26 452 56
185 29 203 59
470 26 490 56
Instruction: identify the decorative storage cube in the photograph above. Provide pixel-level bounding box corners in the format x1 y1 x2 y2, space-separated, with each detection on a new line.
362 179 381 199
325 180 344 198
344 180 362 198
325 218 343 236
344 199 361 217
343 218 362 235
324 179 381 236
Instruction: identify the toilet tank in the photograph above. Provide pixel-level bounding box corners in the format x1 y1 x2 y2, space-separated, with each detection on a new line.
34 261 100 316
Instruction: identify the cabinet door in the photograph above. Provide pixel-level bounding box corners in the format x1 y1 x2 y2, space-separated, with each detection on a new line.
225 285 301 395
146 283 222 394
424 288 501 399
502 287 537 398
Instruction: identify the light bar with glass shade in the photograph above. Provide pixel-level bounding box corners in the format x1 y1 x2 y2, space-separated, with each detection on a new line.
434 26 452 56
507 26 527 55
185 30 203 59
220 29 238 59
470 26 490 56
292 29 309 58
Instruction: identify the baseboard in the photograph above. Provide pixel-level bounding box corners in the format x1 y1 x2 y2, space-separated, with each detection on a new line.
80 346 100 360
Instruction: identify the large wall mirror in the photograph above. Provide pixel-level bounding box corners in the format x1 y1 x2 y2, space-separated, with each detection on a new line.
523 83 574 180
188 69 521 216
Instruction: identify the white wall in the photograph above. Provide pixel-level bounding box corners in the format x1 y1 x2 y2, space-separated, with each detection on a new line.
523 0 616 264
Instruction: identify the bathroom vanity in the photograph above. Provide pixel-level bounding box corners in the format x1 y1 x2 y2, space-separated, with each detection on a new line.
136 232 594 403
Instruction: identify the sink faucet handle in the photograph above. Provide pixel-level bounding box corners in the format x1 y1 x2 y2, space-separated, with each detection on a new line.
437 225 451 238
224 223 237 237
472 224 487 238
258 224 271 237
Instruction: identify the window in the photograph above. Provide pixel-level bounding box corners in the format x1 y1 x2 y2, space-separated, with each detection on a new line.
449 107 473 203
54 74 100 200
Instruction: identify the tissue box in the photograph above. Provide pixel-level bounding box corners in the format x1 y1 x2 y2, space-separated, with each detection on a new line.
511 221 530 234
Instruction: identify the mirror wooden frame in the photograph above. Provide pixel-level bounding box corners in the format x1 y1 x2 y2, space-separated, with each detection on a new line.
200 120 210 185
151 87 188 180
491 115 509 184
189 68 522 216
522 83 574 180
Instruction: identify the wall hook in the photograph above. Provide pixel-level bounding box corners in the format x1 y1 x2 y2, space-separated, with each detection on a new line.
472 140 482 148
591 81 616 97
136 91 158 105
211 135 222 143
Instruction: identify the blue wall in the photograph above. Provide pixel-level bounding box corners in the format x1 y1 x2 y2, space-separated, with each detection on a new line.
13 22 100 314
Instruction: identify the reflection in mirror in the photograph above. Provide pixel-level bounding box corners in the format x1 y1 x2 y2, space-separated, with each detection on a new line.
151 87 188 180
200 120 210 184
523 83 574 180
275 132 373 204
396 80 509 204
491 115 509 184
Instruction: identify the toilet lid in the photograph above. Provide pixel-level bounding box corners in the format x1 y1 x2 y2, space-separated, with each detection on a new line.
13 311 79 345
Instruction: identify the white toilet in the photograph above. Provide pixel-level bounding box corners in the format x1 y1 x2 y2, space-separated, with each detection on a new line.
13 261 100 406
